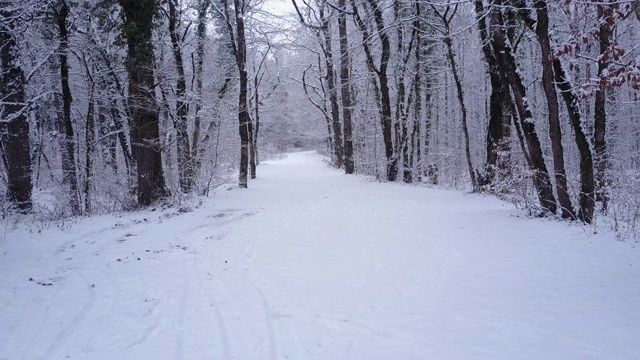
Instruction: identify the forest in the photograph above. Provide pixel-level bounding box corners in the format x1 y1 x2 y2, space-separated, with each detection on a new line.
3 1 640 358
2 0 640 234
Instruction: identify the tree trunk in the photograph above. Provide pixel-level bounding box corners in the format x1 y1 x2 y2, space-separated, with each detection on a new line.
320 2 343 168
55 0 80 215
338 0 354 174
594 2 612 210
168 0 193 193
474 0 509 186
232 0 250 188
489 1 557 214
360 0 396 181
84 72 95 214
534 0 575 219
120 0 167 206
395 2 417 184
0 4 32 211
444 35 476 191
410 2 422 182
191 0 208 183
432 4 476 190
249 108 256 179
553 58 595 223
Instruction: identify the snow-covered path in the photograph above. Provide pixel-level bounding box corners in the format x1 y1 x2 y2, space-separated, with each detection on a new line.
2 151 640 359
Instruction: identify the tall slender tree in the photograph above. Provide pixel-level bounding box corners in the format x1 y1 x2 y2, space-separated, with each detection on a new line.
432 3 477 190
352 0 397 181
219 0 251 188
337 0 354 174
54 0 81 215
594 1 613 210
167 0 193 193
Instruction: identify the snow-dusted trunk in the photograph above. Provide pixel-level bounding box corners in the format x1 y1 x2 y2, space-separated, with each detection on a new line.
353 0 396 181
191 0 208 182
534 0 575 219
55 0 81 215
0 3 32 211
338 0 354 174
320 2 344 168
83 64 95 214
410 2 422 182
432 3 476 190
443 35 476 191
394 2 417 184
594 2 612 210
474 0 510 187
552 59 595 223
120 0 167 205
489 1 557 214
168 0 193 193
230 0 250 188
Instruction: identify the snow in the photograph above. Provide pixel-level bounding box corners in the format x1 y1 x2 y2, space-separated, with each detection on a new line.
2 151 640 360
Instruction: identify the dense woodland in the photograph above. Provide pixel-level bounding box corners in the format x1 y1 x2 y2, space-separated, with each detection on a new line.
2 0 640 235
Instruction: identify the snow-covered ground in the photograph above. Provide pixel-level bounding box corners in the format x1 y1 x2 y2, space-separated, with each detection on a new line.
2 151 639 360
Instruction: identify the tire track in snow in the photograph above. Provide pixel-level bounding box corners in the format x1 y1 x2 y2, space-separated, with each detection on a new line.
219 266 278 360
194 261 234 359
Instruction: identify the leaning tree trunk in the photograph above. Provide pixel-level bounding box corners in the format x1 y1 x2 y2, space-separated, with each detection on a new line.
55 0 81 215
444 35 476 191
0 4 32 211
489 1 557 214
553 59 595 223
534 0 575 219
168 0 193 193
432 4 476 190
120 0 167 206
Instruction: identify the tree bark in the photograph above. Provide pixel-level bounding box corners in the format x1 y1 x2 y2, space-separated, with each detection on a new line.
489 1 557 214
474 0 509 186
353 0 396 181
410 1 422 182
338 0 354 174
594 2 612 210
444 35 476 191
0 4 32 211
84 68 95 214
191 0 208 183
432 4 476 190
168 0 193 193
120 0 167 206
553 59 595 223
55 0 80 215
395 1 417 183
223 0 250 188
534 0 575 219
319 2 344 168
